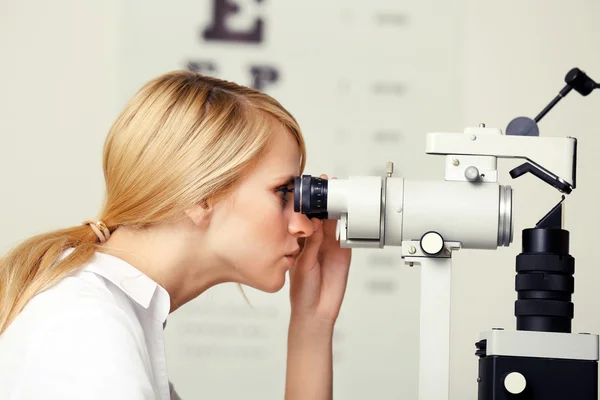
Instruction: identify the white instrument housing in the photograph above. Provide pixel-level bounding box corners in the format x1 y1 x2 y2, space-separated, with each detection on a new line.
317 124 582 400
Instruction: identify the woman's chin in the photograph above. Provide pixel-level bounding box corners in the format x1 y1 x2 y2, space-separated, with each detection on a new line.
257 270 287 294
241 260 290 294
263 276 286 293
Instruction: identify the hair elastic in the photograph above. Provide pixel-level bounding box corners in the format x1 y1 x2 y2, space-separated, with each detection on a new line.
83 219 111 243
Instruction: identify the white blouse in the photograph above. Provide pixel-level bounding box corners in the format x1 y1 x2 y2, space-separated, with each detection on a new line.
0 249 181 399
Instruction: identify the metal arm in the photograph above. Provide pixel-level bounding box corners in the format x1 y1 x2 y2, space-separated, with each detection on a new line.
425 126 577 192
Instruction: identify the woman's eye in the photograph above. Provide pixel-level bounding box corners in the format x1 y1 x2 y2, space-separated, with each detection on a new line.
276 186 293 205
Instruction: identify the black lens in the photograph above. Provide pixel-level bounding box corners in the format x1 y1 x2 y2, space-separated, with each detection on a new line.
515 228 574 333
293 175 328 219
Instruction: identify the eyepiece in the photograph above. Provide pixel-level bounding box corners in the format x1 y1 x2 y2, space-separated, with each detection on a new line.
293 175 328 219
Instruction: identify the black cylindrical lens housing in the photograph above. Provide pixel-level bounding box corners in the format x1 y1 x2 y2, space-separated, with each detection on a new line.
293 175 328 219
515 228 574 333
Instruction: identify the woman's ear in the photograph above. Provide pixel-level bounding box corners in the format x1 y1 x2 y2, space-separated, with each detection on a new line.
185 201 212 227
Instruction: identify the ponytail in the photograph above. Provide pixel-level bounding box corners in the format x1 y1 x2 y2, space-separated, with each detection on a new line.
0 223 103 334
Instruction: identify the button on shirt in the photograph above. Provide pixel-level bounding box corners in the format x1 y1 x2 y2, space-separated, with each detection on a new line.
0 249 181 400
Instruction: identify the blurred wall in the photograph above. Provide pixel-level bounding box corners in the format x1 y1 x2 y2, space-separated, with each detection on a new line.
0 0 121 242
1 1 600 399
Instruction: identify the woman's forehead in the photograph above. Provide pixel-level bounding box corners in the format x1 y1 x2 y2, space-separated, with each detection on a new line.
262 129 301 167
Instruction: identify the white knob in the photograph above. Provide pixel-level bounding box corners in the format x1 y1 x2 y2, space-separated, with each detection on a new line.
419 231 444 255
504 371 526 394
464 166 480 182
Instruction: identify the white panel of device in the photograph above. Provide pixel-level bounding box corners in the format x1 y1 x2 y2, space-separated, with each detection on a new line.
480 329 600 361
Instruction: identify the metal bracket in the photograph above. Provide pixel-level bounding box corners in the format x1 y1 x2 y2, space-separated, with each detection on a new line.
402 242 460 400
401 240 461 265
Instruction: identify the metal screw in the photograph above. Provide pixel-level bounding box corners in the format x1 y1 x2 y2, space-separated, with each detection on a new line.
396 207 402 213
470 135 477 141
409 262 414 267
386 162 394 177
408 246 416 254
479 123 486 127
452 158 460 166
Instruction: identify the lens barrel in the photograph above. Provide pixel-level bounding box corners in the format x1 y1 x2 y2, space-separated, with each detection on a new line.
515 228 574 333
293 175 328 219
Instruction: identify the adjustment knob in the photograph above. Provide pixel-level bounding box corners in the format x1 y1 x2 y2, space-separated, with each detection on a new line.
465 166 480 182
419 231 444 255
504 372 526 395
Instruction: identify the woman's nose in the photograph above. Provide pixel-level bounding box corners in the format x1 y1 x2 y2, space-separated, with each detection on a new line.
288 212 314 237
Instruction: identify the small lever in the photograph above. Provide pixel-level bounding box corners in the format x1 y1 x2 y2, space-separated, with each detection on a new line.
509 162 572 194
507 68 599 137
535 67 599 123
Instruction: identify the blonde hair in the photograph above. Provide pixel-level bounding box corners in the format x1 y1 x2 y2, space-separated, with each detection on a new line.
0 71 306 334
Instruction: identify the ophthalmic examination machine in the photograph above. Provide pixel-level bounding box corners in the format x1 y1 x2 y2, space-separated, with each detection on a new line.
293 67 600 400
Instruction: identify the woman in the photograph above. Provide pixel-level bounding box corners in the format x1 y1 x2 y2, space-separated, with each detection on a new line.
0 71 352 399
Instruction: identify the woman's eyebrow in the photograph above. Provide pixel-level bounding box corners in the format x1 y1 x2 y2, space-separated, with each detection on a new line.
273 175 295 186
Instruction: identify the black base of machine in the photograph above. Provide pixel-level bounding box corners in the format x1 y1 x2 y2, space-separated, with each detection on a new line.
477 354 598 399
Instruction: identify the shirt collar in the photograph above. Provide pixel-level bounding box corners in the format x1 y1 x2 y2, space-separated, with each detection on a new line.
63 249 171 324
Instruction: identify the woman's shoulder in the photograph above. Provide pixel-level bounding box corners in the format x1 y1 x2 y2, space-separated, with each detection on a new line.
32 262 135 320
2 252 146 346
0 262 158 399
